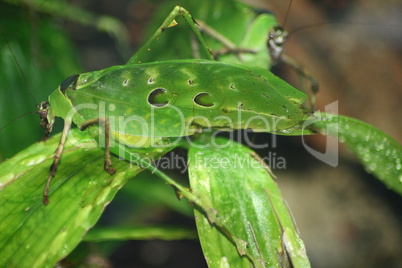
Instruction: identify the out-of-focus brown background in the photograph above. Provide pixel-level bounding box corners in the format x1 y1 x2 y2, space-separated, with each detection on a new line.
249 0 402 265
247 0 402 267
255 0 402 144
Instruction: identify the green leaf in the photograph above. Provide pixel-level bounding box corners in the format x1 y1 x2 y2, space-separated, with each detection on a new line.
188 135 310 267
0 128 141 267
84 226 197 242
310 112 402 195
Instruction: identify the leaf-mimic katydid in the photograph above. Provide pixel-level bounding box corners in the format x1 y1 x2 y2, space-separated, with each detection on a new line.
40 7 314 203
39 6 312 204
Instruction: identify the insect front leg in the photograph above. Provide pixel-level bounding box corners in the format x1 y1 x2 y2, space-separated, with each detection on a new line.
43 117 72 205
195 20 256 60
268 26 318 111
80 117 117 176
279 54 319 112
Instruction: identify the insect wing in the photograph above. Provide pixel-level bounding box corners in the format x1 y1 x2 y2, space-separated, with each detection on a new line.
62 60 308 143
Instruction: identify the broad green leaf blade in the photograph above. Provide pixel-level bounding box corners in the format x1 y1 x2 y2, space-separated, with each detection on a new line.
0 129 141 267
310 112 402 195
188 136 310 268
84 226 197 242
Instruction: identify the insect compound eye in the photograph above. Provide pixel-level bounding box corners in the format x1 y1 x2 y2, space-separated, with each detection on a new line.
148 88 169 107
38 101 49 119
39 101 49 110
193 93 214 107
60 74 79 94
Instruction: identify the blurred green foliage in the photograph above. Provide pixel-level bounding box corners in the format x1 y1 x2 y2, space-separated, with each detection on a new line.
0 0 129 160
0 1 82 159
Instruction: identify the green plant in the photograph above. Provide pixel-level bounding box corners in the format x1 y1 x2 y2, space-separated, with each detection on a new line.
0 0 401 267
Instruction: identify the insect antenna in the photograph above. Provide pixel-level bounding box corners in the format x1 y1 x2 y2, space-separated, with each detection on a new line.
288 21 400 38
281 0 293 30
0 0 50 109
0 111 38 132
1 40 38 107
0 39 41 136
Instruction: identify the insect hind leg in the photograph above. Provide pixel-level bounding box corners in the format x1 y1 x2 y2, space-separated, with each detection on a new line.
80 117 116 175
126 6 214 64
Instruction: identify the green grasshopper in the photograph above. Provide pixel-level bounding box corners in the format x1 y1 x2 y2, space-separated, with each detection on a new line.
39 6 312 204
